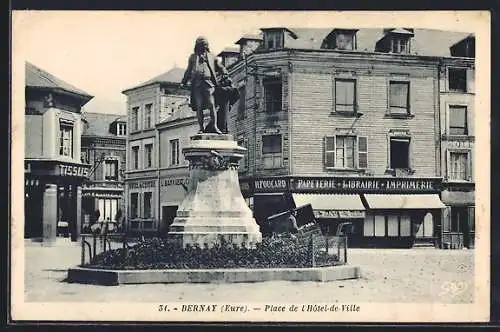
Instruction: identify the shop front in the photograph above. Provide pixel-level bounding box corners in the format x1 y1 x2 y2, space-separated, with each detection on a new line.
247 176 446 248
159 176 189 235
440 184 475 249
126 178 158 234
25 159 90 242
81 185 124 232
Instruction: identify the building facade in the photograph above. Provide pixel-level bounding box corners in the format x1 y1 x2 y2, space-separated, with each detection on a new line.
438 35 476 249
80 112 127 231
25 62 93 242
122 68 196 235
219 27 475 248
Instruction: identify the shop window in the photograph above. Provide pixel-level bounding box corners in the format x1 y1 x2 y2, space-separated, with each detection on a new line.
450 207 467 233
131 107 139 131
262 134 282 169
389 81 410 115
449 105 468 135
117 123 126 136
389 137 410 169
335 79 356 114
145 143 153 168
264 78 282 113
448 68 467 92
132 146 140 169
59 122 73 157
98 198 118 222
364 214 412 237
237 86 246 120
143 192 153 219
324 135 368 169
449 151 469 181
363 215 374 236
104 159 119 180
145 103 153 128
416 213 434 238
387 215 399 236
170 139 180 166
130 193 138 218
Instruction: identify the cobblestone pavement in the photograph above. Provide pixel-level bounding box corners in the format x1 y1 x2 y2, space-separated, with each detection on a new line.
23 238 474 303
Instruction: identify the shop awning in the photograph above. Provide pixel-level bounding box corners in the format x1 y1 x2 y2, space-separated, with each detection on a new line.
292 194 365 218
363 194 446 209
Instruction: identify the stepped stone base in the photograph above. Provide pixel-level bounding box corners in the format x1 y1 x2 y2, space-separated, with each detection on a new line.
168 134 262 248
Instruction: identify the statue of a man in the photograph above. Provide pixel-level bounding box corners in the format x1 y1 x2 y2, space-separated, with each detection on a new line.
180 36 228 134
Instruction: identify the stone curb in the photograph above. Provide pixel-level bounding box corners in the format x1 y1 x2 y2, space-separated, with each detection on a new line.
67 265 361 286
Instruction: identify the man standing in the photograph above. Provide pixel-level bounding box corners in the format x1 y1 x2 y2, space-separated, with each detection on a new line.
180 36 228 134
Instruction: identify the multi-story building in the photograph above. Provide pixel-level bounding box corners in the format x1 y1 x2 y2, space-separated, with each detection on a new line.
122 67 195 235
80 112 127 230
438 35 476 249
219 27 474 248
24 62 93 243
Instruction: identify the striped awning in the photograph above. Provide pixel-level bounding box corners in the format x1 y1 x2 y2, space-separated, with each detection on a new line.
364 194 446 209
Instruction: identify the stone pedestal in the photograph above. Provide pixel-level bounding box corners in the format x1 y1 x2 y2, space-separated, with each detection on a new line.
168 134 262 248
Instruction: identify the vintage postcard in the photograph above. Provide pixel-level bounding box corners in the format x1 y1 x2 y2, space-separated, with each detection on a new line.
10 10 490 323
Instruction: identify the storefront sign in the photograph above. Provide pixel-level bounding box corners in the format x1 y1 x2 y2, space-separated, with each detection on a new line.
160 178 189 187
251 176 442 194
59 164 90 177
314 210 365 219
128 180 156 189
254 178 289 191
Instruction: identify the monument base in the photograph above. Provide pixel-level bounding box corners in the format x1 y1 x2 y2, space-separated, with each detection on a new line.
168 134 262 248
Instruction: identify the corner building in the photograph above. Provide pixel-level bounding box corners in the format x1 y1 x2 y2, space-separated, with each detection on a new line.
24 62 93 243
222 28 475 248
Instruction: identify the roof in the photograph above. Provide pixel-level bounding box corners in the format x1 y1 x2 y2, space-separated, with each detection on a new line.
235 33 263 44
261 27 298 39
81 112 126 136
25 62 93 100
256 28 472 57
217 47 240 56
123 67 185 93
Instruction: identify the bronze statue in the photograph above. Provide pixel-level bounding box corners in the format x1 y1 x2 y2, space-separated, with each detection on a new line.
180 36 239 134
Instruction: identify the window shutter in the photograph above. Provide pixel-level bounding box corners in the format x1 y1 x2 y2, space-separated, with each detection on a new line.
324 136 335 168
467 206 475 232
358 136 368 168
466 68 474 93
441 206 451 233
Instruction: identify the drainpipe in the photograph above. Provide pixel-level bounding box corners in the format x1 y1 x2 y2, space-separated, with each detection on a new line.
437 60 443 179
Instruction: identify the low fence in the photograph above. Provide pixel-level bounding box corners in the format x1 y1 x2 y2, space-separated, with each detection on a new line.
295 223 348 266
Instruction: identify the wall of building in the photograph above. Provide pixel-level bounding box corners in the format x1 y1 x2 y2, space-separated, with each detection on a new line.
290 56 439 177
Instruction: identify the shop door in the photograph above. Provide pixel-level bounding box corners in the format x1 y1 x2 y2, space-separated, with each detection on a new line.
25 184 43 238
162 206 178 234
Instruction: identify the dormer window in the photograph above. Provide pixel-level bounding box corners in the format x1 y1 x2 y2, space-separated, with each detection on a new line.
117 123 126 136
322 29 358 50
261 28 298 50
375 28 414 54
450 35 475 58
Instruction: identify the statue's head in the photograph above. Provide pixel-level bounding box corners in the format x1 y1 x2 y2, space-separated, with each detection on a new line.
194 36 210 54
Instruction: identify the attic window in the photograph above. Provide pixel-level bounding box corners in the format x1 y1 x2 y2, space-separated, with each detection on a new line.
264 30 284 49
391 38 410 54
117 123 127 136
322 29 357 50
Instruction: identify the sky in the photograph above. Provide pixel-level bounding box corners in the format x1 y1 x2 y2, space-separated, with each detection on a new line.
12 11 485 115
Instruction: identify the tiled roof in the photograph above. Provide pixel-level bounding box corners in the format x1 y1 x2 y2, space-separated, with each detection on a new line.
81 112 126 136
123 67 185 92
249 28 472 57
25 61 93 99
